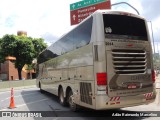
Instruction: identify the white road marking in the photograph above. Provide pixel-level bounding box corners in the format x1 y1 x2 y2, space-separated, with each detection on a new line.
0 98 48 111
0 87 38 94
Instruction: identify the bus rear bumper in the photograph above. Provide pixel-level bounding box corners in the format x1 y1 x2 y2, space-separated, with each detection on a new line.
95 93 156 110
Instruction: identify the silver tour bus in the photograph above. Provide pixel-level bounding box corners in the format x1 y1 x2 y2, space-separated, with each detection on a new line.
36 10 156 111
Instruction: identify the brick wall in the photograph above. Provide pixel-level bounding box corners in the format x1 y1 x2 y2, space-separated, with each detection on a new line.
0 60 27 80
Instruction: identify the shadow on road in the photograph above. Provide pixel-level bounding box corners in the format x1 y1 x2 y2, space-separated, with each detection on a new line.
20 89 153 120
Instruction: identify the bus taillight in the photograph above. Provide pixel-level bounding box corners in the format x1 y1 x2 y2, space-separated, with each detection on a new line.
152 70 156 83
96 73 107 85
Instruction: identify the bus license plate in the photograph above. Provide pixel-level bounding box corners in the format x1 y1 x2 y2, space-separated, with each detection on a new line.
128 84 137 89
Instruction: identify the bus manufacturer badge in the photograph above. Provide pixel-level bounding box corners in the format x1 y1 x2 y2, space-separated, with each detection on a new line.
105 27 112 33
127 84 137 89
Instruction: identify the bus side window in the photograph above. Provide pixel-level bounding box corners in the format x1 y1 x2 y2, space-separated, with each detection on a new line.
73 17 93 49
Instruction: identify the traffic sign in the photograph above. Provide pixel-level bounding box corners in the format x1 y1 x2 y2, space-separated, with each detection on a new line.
70 0 111 25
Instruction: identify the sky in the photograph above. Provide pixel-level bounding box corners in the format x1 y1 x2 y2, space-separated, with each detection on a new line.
0 0 160 53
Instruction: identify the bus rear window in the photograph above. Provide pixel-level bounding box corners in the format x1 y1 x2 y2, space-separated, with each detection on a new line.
103 14 148 40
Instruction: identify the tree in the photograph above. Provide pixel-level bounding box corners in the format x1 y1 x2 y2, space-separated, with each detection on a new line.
26 38 47 79
153 53 160 69
0 34 47 80
0 38 6 62
32 38 47 58
0 34 16 62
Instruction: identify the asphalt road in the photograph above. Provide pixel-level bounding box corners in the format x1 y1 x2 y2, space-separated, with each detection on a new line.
0 86 159 120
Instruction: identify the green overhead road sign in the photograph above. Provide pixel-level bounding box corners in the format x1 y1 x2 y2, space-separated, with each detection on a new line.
70 0 111 25
70 0 107 11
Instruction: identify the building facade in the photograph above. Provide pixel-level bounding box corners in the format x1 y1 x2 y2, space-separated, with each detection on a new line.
0 56 28 80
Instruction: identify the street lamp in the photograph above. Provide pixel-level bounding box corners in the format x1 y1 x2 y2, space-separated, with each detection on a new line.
111 2 156 54
111 2 140 15
148 21 156 54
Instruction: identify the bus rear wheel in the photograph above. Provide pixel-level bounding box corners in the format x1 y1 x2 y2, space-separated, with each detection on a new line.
59 88 67 106
68 90 78 111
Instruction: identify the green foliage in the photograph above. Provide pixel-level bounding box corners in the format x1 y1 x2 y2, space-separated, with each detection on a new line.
0 34 47 80
153 54 160 69
26 64 35 70
14 35 35 68
0 34 16 57
32 38 47 58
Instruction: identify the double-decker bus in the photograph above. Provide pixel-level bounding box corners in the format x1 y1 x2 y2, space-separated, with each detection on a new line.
36 10 156 111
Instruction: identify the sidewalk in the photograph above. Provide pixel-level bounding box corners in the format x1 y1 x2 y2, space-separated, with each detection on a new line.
0 85 36 92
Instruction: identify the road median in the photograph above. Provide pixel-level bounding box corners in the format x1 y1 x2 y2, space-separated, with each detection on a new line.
0 79 36 91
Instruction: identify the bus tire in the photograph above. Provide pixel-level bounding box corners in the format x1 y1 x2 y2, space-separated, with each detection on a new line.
59 88 67 106
68 90 78 111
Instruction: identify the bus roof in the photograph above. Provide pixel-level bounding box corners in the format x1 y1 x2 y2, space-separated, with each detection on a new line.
93 10 145 20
